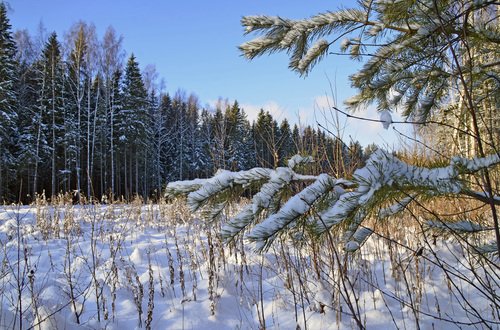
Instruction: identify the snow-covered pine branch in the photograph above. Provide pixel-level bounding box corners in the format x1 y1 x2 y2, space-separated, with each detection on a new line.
169 167 272 215
167 150 500 252
166 155 316 222
315 149 500 251
246 174 349 251
240 0 499 125
425 220 491 233
165 178 208 196
221 167 303 239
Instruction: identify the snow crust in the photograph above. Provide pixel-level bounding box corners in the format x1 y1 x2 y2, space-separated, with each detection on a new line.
0 205 497 329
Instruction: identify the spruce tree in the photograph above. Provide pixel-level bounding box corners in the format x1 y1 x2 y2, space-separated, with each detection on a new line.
171 92 189 180
240 113 256 170
210 104 227 171
347 141 364 171
277 118 294 166
163 92 182 182
121 54 148 143
253 110 279 168
198 108 216 176
151 93 173 194
225 101 250 171
291 124 302 153
149 89 162 194
120 54 148 196
38 32 66 197
0 2 18 200
15 30 41 200
109 68 123 196
185 94 200 179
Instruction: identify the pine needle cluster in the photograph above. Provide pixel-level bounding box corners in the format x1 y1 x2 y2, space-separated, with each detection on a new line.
240 0 500 122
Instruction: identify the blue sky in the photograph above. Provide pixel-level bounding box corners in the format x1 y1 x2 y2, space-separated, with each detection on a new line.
8 0 404 148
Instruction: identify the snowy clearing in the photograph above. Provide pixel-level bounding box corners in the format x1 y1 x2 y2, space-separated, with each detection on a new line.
0 202 498 329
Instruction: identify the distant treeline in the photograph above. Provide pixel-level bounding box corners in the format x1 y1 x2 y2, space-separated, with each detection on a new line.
0 5 371 202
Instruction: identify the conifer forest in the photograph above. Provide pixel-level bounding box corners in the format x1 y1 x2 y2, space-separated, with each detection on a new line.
0 3 366 203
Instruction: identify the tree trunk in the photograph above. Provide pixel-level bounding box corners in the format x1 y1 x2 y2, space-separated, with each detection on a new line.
0 145 3 200
51 61 57 198
135 153 139 197
87 80 91 201
110 105 115 198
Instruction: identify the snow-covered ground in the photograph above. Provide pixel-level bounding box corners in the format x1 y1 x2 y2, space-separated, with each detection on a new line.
0 202 498 329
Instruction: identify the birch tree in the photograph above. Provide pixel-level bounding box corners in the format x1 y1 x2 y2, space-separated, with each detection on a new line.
66 24 88 201
100 26 124 197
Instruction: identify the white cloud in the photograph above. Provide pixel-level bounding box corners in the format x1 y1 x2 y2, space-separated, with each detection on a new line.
240 101 288 123
313 94 335 109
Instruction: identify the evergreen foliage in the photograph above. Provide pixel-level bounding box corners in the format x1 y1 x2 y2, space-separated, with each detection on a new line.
38 32 66 196
121 54 148 144
239 0 500 122
0 2 18 199
225 101 250 171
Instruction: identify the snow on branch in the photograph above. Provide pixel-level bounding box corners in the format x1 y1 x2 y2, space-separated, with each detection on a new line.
166 156 318 224
315 149 500 250
425 220 491 233
450 153 500 173
246 174 347 250
165 178 207 196
240 8 372 75
185 168 272 213
221 167 297 239
167 150 500 252
287 154 314 170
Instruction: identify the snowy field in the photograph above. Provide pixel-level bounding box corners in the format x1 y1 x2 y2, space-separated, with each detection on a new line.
0 201 498 329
